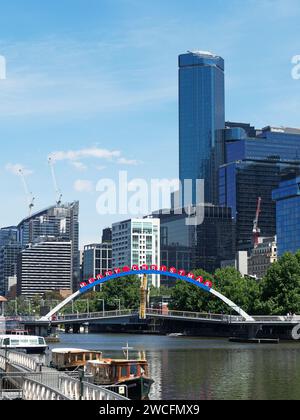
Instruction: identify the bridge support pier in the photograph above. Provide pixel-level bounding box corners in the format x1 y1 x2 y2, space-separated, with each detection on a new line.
73 324 81 334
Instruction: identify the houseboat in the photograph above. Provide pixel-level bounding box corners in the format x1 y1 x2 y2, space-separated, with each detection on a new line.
51 348 102 371
85 358 154 400
0 335 47 354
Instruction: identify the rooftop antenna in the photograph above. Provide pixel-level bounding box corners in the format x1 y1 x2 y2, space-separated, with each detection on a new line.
18 169 35 217
48 157 63 206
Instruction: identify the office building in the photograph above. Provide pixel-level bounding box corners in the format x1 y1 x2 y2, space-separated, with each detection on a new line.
157 205 236 286
0 226 21 296
273 176 300 256
179 51 225 205
112 218 160 288
17 240 72 297
221 251 249 277
83 243 112 281
220 124 300 251
248 236 277 279
17 202 80 291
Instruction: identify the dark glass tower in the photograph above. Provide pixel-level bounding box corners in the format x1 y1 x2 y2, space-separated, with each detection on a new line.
179 51 225 205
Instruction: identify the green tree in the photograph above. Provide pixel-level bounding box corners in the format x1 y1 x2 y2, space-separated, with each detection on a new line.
260 252 300 315
169 267 262 315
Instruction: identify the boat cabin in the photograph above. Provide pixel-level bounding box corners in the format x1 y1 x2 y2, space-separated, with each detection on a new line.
85 359 150 386
0 335 47 354
51 348 102 370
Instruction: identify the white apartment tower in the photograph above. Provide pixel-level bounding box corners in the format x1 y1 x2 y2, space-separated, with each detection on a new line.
112 218 160 288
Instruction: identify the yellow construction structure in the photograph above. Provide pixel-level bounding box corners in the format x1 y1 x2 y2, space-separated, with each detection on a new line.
139 274 148 320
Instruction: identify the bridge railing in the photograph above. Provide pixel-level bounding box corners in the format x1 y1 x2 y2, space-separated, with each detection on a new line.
146 308 242 322
252 315 300 323
55 309 134 322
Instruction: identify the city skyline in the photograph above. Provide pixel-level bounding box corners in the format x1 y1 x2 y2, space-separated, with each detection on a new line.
0 0 300 247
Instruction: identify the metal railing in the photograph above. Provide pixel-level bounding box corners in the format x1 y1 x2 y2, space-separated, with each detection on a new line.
59 376 128 400
23 377 71 400
0 352 128 401
146 308 239 322
55 309 134 322
0 350 39 372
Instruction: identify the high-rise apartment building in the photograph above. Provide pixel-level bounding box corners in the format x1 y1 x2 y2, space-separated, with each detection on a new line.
112 218 160 288
17 240 72 297
179 51 225 205
17 202 80 291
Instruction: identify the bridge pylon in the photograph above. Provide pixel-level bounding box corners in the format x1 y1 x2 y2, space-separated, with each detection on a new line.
139 274 148 320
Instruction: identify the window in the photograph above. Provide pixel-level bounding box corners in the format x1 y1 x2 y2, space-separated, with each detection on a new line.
130 364 138 376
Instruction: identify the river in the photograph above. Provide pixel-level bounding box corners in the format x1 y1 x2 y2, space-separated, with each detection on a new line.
47 333 300 400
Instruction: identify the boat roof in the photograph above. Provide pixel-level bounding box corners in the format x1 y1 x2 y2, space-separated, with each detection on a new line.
0 335 44 339
52 348 102 354
87 359 147 365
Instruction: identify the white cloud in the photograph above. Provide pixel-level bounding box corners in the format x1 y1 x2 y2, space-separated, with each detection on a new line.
74 179 94 193
70 161 87 171
5 163 33 176
49 147 121 162
117 157 140 166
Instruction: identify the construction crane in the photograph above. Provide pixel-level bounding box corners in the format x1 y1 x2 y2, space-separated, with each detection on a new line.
139 274 148 320
18 169 35 217
253 197 262 248
48 157 63 206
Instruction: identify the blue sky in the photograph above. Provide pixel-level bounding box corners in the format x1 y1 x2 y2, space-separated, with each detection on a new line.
0 0 300 246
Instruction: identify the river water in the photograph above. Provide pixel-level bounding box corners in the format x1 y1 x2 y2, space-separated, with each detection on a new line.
48 333 300 400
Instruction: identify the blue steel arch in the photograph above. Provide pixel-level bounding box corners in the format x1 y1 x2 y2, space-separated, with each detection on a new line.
80 270 212 295
42 270 254 322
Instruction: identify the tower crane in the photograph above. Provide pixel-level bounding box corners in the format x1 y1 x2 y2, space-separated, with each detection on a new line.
18 169 35 217
253 197 262 248
48 157 63 206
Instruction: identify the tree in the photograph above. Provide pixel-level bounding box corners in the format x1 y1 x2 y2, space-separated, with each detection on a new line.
260 252 300 315
169 269 214 312
92 275 141 311
169 267 262 315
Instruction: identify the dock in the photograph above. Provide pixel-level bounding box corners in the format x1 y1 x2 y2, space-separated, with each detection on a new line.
0 350 129 401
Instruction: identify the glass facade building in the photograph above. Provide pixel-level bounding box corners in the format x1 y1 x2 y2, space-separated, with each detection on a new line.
220 124 300 250
273 176 300 256
156 206 236 287
0 227 21 296
179 51 225 205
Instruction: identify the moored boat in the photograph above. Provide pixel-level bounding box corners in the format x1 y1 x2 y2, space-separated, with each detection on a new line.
0 335 47 354
51 348 102 371
85 358 154 400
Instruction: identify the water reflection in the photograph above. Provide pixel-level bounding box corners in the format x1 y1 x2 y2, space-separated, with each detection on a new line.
45 334 300 400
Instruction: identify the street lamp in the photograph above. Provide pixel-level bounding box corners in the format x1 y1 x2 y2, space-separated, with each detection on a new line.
97 299 105 316
114 299 121 312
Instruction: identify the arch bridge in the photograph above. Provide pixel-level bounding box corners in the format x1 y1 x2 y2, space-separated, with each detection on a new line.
41 267 254 322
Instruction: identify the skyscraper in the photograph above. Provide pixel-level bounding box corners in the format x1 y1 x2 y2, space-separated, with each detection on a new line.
273 174 300 256
179 51 225 205
220 124 300 251
0 226 21 296
17 240 73 297
17 202 80 291
157 205 235 287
